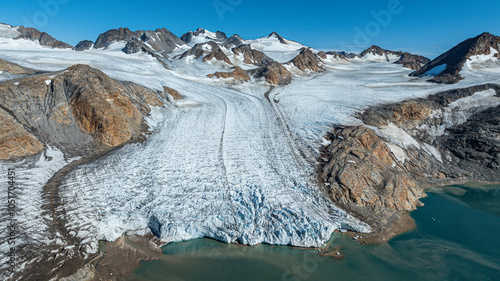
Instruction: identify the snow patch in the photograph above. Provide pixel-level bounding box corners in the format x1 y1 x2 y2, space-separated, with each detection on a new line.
465 47 499 68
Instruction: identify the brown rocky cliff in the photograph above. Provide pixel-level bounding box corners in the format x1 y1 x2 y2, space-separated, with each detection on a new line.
232 45 274 66
394 52 431 70
0 107 44 160
163 86 183 101
248 61 292 85
289 48 323 72
321 126 425 211
0 65 168 159
208 66 250 82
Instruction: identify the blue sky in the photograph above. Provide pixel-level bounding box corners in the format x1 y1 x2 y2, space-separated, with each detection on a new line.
1 0 499 58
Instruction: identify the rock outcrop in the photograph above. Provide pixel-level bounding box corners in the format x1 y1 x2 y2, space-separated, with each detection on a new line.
74 40 94 51
93 27 141 49
358 45 403 61
248 61 292 85
320 83 500 242
321 126 425 211
0 65 169 159
289 48 324 72
223 34 245 48
0 58 36 75
394 52 431 70
208 66 250 81
178 41 232 65
163 86 183 101
267 31 287 44
232 44 273 66
0 107 44 160
93 27 185 55
410 32 500 83
324 51 348 60
15 26 73 49
180 28 227 46
357 45 430 69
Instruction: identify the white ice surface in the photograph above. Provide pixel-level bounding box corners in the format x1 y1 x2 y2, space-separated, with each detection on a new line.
354 52 401 62
0 148 79 278
246 34 306 63
465 47 499 67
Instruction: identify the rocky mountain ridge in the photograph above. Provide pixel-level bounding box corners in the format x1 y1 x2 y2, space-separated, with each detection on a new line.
0 64 175 160
357 45 431 70
410 32 500 83
320 83 500 243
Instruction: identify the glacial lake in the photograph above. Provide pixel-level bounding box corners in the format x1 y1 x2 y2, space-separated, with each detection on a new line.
132 183 500 281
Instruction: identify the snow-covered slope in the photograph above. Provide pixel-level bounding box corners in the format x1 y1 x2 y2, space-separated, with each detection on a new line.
0 23 20 38
246 32 307 63
181 28 228 47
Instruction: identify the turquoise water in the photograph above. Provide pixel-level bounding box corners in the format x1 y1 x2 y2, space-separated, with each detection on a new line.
133 184 500 281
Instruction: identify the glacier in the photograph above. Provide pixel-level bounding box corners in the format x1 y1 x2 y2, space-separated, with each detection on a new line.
1 31 500 278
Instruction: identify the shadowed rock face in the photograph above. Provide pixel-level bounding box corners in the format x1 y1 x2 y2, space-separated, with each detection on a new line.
208 66 250 81
338 51 357 59
359 45 404 60
232 44 274 66
320 83 500 242
0 65 169 159
289 48 323 72
248 61 292 85
395 52 431 70
74 40 94 51
325 51 349 60
178 41 233 65
410 32 500 83
223 34 245 48
15 26 73 49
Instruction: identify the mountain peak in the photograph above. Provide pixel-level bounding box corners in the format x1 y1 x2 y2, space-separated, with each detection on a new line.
410 32 500 83
267 31 287 44
181 28 227 46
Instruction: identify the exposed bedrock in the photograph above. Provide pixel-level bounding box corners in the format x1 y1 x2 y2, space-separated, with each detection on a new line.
0 64 172 159
319 83 500 242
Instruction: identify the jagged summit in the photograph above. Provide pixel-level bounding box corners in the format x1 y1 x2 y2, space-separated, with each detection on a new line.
357 45 430 69
288 48 324 72
267 31 287 44
178 41 232 65
180 28 228 46
91 27 185 54
0 24 72 49
411 32 500 83
223 34 245 48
